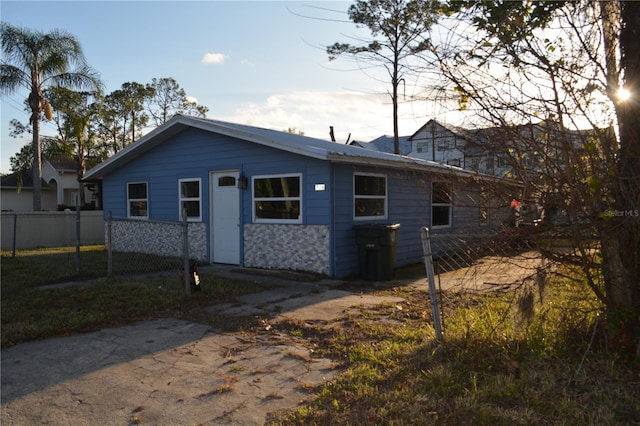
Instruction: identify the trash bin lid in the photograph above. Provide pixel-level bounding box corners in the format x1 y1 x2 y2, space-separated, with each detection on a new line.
353 223 400 230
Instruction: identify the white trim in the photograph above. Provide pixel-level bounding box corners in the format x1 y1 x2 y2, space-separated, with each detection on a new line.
178 178 202 222
210 170 241 264
353 172 388 221
127 181 148 219
252 173 303 224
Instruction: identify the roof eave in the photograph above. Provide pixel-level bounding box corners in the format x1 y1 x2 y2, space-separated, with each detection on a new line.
83 115 331 181
327 153 471 176
327 153 522 186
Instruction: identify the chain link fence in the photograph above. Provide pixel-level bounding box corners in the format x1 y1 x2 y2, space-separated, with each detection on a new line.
106 213 206 294
421 226 555 339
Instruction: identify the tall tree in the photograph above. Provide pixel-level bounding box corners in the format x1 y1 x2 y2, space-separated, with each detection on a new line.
145 77 208 126
92 81 153 152
90 92 123 154
47 86 101 206
0 23 102 210
327 0 440 154
111 81 154 147
436 1 640 357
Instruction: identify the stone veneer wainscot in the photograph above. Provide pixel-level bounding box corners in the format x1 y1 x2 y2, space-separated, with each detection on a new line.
107 219 207 261
243 224 330 275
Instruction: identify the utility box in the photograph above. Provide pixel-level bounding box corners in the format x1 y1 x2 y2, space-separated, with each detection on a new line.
354 223 401 281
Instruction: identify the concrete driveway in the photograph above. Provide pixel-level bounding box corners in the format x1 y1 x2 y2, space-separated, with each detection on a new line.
2 253 546 425
1 267 405 425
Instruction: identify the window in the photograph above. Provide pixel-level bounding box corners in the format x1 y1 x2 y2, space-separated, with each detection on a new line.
218 176 236 187
253 174 302 223
179 178 201 221
437 138 452 151
485 156 495 173
416 142 428 154
467 156 481 171
127 182 148 219
354 173 387 219
497 155 510 168
432 182 452 227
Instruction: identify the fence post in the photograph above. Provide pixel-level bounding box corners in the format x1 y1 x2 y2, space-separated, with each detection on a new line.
182 209 191 296
107 211 112 276
75 205 81 273
421 227 443 340
12 212 17 257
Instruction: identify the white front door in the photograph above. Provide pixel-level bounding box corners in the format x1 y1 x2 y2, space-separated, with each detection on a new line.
210 171 240 264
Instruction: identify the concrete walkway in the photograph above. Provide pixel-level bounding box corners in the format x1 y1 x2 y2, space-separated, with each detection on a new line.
1 266 405 425
2 254 545 425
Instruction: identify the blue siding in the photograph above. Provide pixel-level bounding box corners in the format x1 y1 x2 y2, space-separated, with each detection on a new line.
332 164 433 277
387 170 432 265
101 126 493 278
102 128 333 266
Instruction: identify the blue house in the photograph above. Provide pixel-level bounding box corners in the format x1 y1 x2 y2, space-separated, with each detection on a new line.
84 115 510 278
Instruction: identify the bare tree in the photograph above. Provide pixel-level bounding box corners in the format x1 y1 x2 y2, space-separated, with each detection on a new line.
432 1 640 356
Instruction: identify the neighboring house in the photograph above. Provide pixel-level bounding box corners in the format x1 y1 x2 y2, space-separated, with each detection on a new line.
349 135 413 156
355 119 596 227
1 171 53 212
359 118 588 180
84 115 513 278
363 119 507 175
1 158 95 212
406 120 470 168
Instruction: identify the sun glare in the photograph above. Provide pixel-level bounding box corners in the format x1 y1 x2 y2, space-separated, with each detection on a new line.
617 87 631 102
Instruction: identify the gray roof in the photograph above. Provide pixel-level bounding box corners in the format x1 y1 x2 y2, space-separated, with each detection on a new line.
1 170 51 190
84 115 479 181
352 135 413 156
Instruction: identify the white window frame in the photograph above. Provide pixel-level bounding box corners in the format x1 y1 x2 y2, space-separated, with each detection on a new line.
354 172 388 221
252 173 303 224
178 178 202 222
127 181 148 219
431 182 452 228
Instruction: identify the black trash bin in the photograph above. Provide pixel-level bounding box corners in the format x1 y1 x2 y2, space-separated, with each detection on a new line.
354 223 400 281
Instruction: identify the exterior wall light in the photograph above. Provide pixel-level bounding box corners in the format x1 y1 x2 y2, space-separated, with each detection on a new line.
238 173 248 189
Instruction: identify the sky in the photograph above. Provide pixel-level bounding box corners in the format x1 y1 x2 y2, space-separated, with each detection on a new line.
0 0 460 174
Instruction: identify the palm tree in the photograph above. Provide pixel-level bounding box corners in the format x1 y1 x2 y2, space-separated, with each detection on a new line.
0 23 102 210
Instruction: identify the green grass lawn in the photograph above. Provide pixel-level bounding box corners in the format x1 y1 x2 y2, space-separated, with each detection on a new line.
1 246 271 347
2 247 638 424
268 273 640 425
2 245 110 285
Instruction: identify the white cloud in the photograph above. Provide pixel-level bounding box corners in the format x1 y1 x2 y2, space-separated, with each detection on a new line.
185 96 198 104
201 52 226 64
